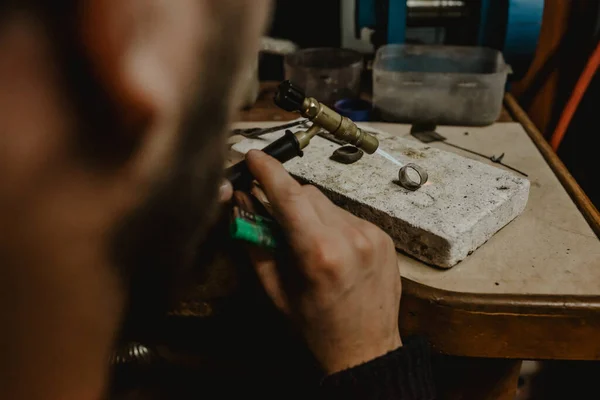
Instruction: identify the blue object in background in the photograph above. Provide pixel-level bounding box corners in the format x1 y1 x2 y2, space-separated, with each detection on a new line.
478 0 544 80
355 0 544 79
387 0 407 44
335 98 373 122
356 0 406 44
356 0 377 33
504 0 544 80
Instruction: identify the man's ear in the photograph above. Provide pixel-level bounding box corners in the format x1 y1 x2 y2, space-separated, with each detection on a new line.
79 0 185 133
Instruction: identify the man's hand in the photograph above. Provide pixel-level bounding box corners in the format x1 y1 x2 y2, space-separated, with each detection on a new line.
244 150 402 375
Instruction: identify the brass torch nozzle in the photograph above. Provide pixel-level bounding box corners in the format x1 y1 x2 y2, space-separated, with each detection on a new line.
300 97 379 154
275 80 379 154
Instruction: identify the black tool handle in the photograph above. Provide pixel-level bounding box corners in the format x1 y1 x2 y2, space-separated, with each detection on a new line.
226 130 303 191
274 80 306 112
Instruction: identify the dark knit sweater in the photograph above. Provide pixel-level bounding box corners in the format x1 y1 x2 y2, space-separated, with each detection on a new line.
110 337 434 399
319 338 435 399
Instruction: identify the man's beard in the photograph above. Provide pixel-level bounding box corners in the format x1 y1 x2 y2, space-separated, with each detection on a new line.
112 38 246 342
112 96 227 340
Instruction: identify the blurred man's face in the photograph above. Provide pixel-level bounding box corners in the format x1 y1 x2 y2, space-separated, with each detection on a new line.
106 1 273 332
0 0 272 334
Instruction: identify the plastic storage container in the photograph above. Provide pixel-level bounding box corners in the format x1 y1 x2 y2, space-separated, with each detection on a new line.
373 45 509 126
285 48 363 106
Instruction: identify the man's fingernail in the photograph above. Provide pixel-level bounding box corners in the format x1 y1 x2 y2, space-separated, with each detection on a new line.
219 180 233 202
246 150 264 160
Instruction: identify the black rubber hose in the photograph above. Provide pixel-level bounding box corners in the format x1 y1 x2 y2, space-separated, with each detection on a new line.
226 130 303 191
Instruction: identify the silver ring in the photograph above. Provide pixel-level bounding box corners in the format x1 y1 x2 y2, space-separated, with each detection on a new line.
398 163 428 191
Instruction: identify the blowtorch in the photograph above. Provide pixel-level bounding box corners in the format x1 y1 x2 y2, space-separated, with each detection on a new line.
226 80 379 191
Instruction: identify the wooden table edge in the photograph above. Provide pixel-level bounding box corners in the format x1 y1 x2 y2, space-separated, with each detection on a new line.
402 278 600 315
401 278 600 360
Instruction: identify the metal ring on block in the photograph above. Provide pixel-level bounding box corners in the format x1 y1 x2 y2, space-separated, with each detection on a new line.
330 145 364 164
398 163 428 191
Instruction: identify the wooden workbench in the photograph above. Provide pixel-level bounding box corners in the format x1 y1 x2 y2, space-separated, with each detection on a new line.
227 83 600 400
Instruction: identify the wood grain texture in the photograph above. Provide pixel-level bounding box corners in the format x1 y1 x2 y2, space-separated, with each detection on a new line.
400 279 600 360
504 93 600 238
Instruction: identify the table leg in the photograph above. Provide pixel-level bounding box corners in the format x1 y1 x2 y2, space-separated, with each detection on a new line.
434 356 522 400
